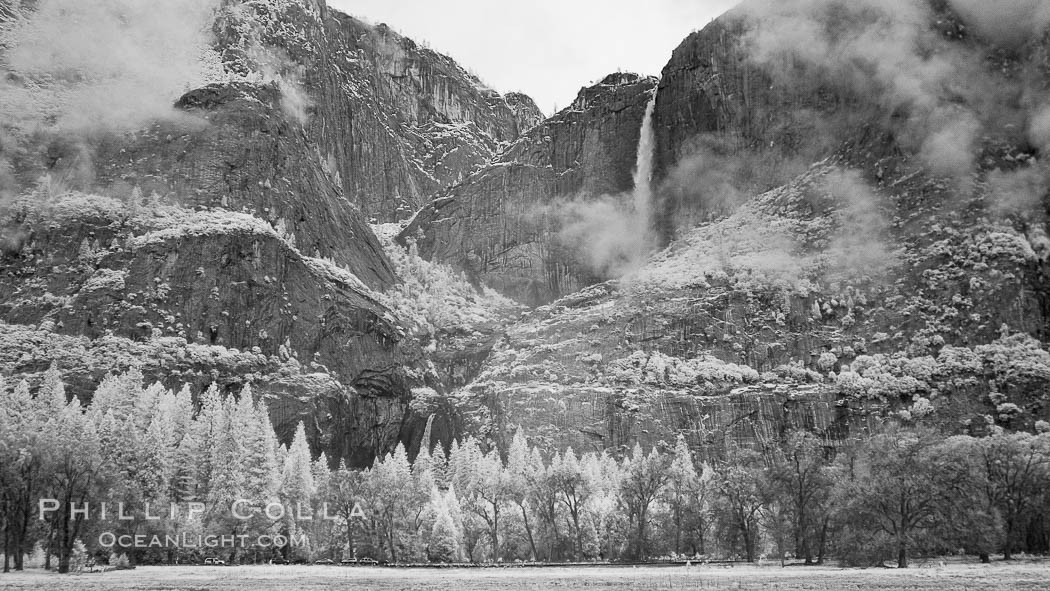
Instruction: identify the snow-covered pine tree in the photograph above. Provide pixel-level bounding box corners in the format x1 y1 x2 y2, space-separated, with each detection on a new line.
428 492 459 563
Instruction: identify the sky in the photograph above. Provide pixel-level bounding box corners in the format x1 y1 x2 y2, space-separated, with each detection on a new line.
327 0 740 115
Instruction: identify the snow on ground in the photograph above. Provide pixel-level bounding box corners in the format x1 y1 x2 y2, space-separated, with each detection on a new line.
0 561 1048 590
370 222 522 337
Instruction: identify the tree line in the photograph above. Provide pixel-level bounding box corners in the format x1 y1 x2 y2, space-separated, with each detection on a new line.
2 370 1050 571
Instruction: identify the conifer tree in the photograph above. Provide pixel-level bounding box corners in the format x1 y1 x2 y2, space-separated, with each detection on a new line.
429 492 459 563
582 451 621 561
187 383 224 499
280 422 316 558
41 373 108 573
328 461 367 558
372 444 413 562
664 434 699 556
282 422 317 504
0 379 45 571
506 428 540 560
309 453 334 557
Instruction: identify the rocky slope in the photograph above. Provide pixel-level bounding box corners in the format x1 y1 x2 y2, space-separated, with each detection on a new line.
211 0 543 220
0 0 541 465
4 0 1050 465
0 188 429 465
454 164 1050 454
402 73 658 305
448 0 1050 455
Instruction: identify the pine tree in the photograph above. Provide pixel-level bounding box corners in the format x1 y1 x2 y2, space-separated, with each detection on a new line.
171 424 201 503
169 384 195 443
128 186 143 217
0 379 45 571
450 437 481 495
230 388 280 560
187 383 224 498
506 428 540 560
280 422 316 558
580 511 600 560
328 461 367 558
90 373 166 534
431 443 451 490
146 389 181 500
664 434 699 556
372 444 413 562
582 451 621 561
449 438 490 560
205 399 245 534
443 485 467 561
86 369 144 424
310 453 335 558
282 422 316 502
407 442 436 559
429 492 459 563
133 381 166 432
312 453 331 488
41 374 108 573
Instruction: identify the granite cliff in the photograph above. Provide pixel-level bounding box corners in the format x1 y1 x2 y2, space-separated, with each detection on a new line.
0 0 537 464
449 0 1050 455
210 0 543 220
4 0 1050 465
402 73 658 305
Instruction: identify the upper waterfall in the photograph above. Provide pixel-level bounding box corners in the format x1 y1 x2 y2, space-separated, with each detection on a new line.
632 88 658 240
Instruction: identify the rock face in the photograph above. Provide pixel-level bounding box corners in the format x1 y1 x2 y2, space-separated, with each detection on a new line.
648 1 1047 243
455 168 1050 455
211 1 543 221
4 0 1050 466
649 14 867 243
402 73 658 306
91 83 393 288
450 1 1050 455
504 92 545 133
0 0 544 464
0 183 428 464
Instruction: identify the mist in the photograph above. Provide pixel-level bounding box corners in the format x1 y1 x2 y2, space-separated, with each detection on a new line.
735 0 1041 186
658 133 813 230
1028 104 1050 151
819 169 898 278
549 194 655 279
987 165 1050 215
0 0 226 133
625 166 899 292
546 91 658 280
946 0 1050 49
224 5 315 126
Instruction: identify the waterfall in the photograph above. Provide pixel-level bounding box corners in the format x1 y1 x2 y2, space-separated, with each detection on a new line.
550 86 660 279
632 89 657 238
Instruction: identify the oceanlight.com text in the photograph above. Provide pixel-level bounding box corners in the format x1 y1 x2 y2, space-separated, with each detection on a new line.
97 532 308 549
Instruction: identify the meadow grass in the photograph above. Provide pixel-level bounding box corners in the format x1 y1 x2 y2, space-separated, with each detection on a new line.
0 561 1047 590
